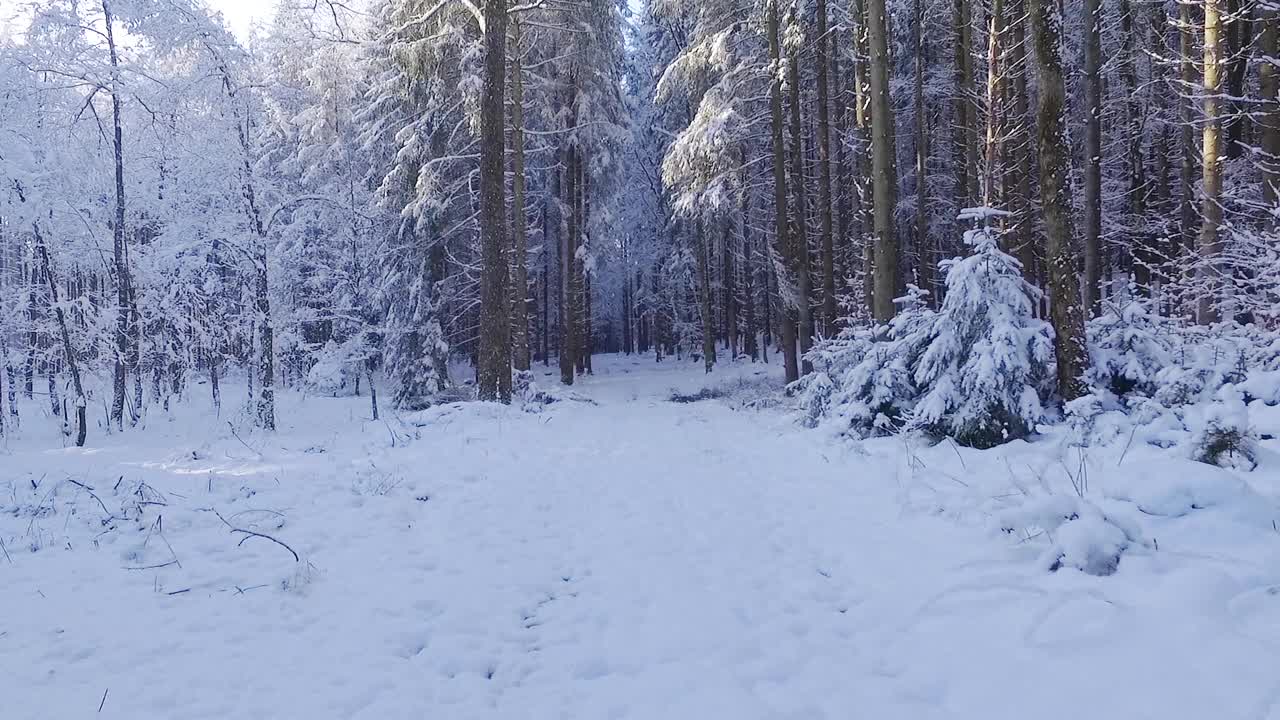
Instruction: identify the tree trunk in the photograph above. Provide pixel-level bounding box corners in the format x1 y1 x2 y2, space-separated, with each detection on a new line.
786 13 813 371
1028 0 1089 400
1082 0 1102 314
1010 0 1038 286
983 0 1005 207
1262 6 1280 221
560 130 575 385
33 223 87 447
103 0 133 431
767 0 799 382
816 0 837 333
742 184 759 360
478 0 512 400
954 0 975 210
723 221 737 355
914 0 932 302
1198 0 1224 325
868 0 900 321
510 16 530 372
1180 1 1199 258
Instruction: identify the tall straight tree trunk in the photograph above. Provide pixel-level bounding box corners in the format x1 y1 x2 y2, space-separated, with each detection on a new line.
1028 0 1089 400
833 41 853 314
853 0 874 315
767 0 799 382
1224 0 1248 158
786 16 813 372
560 124 577 385
510 16 530 372
1082 0 1103 313
1180 1 1199 258
694 219 716 372
816 0 837 333
1198 0 1224 324
1263 5 1280 223
742 183 759 360
103 0 133 431
723 221 737 355
543 203 551 364
478 0 511 400
914 0 932 302
1120 0 1149 289
576 154 589 374
983 0 1005 207
1010 0 1037 286
868 0 900 321
954 0 975 211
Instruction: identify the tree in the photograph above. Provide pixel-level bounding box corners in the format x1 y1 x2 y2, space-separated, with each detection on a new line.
1027 0 1088 399
867 0 899 321
478 0 512 401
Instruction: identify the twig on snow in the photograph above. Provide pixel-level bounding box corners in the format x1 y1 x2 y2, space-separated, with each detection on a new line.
124 559 179 571
204 508 299 562
67 478 115 523
98 688 108 713
226 422 265 459
945 437 968 471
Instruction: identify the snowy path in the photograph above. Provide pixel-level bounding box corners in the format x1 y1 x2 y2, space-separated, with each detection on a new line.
3 356 1279 719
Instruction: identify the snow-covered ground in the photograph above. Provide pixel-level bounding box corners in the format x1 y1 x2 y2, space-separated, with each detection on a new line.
3 354 1280 719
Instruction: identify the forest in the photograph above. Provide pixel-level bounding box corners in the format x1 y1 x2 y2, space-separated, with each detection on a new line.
3 0 1280 717
0 0 1278 446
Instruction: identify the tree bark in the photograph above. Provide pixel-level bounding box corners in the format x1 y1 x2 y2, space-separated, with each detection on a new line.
1082 0 1102 314
1262 5 1280 222
954 0 975 211
767 0 799 382
1198 0 1224 325
478 0 512 400
868 0 900 321
1027 0 1089 400
786 13 813 371
816 0 837 333
103 0 134 431
1180 1 1199 258
510 16 530 372
914 0 932 301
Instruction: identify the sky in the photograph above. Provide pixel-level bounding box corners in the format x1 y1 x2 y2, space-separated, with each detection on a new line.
206 0 278 41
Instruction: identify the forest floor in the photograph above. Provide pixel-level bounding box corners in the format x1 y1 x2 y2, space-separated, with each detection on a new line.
2 354 1280 719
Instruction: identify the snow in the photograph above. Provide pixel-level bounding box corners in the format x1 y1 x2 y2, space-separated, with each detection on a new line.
4 355 1280 718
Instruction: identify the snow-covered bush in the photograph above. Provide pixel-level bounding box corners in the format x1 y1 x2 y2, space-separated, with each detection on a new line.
801 211 1054 448
798 287 932 436
306 340 355 396
1085 287 1175 397
908 214 1054 447
1186 386 1258 470
998 494 1146 577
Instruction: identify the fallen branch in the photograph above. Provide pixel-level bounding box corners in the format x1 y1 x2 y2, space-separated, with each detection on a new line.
204 508 299 562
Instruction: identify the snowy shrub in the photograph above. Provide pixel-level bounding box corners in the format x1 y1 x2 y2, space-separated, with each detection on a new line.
514 369 564 409
998 494 1146 577
1186 387 1257 470
1085 288 1175 397
801 211 1054 448
799 288 930 437
669 387 724 403
306 340 354 396
908 213 1054 448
